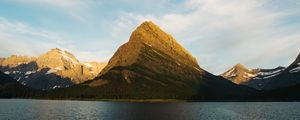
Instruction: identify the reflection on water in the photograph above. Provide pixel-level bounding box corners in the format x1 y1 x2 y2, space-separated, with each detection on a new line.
0 99 299 120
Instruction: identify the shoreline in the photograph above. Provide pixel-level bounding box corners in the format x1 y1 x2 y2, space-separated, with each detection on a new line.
1 98 299 103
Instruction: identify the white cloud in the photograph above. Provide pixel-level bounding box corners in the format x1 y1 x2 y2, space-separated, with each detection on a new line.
111 0 300 74
11 0 101 22
73 50 112 62
14 0 95 9
0 16 108 62
20 0 82 8
0 17 69 55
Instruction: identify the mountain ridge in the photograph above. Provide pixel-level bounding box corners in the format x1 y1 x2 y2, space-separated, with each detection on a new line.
0 48 107 90
222 52 300 90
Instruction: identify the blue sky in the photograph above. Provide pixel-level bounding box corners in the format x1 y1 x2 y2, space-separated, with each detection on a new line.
0 0 300 74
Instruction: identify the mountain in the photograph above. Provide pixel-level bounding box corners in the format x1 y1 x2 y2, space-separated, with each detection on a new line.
261 53 300 90
0 71 35 98
244 66 286 90
263 84 300 100
57 21 255 100
221 64 286 90
0 55 36 68
0 58 4 64
222 53 300 90
221 63 258 84
83 62 107 76
36 48 104 84
0 48 106 90
0 70 18 85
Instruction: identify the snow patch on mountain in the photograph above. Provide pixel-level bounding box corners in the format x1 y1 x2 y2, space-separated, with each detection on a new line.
12 71 20 74
58 50 79 65
224 68 235 77
254 69 283 79
54 67 63 71
52 85 63 89
46 69 58 75
84 63 92 68
243 72 257 78
290 66 300 73
25 71 36 75
259 69 283 76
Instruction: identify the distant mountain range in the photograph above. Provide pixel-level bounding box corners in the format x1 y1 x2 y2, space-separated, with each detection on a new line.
0 21 299 101
221 53 300 91
0 48 106 90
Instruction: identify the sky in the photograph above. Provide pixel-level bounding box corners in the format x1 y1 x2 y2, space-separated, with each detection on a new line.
0 0 300 74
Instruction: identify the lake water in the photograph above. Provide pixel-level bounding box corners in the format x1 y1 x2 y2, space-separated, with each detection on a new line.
0 99 299 120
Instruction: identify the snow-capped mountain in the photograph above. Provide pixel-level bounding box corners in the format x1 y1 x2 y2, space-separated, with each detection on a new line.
221 63 258 84
222 53 300 90
253 67 286 79
261 53 300 90
0 71 34 97
37 48 80 71
244 66 286 90
0 48 106 90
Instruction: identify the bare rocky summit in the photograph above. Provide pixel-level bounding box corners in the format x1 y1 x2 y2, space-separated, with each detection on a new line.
221 63 258 84
99 21 200 76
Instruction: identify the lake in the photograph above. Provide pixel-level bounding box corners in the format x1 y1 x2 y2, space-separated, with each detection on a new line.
0 99 299 120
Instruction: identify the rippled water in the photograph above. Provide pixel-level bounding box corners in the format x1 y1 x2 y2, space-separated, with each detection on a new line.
0 99 299 120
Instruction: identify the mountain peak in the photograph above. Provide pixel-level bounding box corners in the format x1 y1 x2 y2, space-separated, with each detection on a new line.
136 21 162 33
99 21 200 76
139 21 157 28
129 21 167 43
37 48 79 70
234 63 246 70
222 64 257 84
46 48 75 58
130 21 199 67
50 48 62 52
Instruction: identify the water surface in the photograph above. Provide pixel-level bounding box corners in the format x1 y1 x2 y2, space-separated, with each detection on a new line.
0 99 299 120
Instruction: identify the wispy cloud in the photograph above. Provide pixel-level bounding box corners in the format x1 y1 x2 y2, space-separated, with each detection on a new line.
0 16 69 55
11 0 101 22
19 0 84 8
0 16 106 62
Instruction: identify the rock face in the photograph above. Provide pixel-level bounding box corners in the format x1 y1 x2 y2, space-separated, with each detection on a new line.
81 21 253 99
0 49 106 90
99 21 199 76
